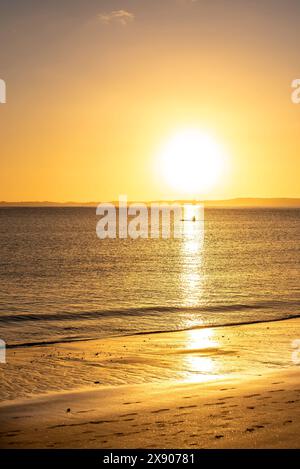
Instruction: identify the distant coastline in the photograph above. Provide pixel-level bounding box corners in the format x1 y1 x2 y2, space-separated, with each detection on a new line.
1 198 300 208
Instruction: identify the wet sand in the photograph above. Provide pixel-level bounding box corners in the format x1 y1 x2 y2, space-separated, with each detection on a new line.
1 318 300 448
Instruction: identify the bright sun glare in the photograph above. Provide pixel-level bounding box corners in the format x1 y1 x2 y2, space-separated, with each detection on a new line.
158 129 226 195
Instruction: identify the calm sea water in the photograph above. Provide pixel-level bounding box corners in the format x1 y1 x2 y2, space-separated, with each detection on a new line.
0 207 299 346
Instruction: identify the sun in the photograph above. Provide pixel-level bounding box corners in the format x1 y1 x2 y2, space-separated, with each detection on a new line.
158 129 226 195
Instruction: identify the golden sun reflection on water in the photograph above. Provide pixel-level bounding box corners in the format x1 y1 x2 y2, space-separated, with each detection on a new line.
183 328 219 382
180 204 204 308
186 328 217 351
178 206 223 382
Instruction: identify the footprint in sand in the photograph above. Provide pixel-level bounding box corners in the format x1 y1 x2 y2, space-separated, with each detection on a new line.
123 401 142 405
76 409 95 414
151 408 170 414
177 405 197 410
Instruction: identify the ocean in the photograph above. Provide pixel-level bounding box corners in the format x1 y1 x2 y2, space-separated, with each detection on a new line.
0 207 299 347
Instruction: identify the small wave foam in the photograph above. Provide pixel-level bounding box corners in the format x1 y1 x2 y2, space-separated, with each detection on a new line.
0 299 299 324
6 313 300 349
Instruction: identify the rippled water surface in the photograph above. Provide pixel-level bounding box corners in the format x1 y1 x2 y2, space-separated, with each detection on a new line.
0 207 299 346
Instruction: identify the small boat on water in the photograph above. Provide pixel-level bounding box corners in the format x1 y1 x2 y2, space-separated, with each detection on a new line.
181 216 197 222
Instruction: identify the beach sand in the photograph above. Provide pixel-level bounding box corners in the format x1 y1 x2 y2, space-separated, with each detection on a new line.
1 318 300 448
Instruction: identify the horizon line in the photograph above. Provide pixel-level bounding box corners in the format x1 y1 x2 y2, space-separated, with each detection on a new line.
1 197 300 207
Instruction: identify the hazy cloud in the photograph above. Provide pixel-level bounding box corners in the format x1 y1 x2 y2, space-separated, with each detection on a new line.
176 0 197 3
177 0 198 4
99 10 135 26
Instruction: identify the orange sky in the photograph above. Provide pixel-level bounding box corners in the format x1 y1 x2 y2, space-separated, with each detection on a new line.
0 0 300 202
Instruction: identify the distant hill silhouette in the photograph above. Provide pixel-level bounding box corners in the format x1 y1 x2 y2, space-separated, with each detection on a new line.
1 198 300 208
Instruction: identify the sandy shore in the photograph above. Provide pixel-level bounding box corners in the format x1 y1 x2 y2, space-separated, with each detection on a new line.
1 318 300 448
